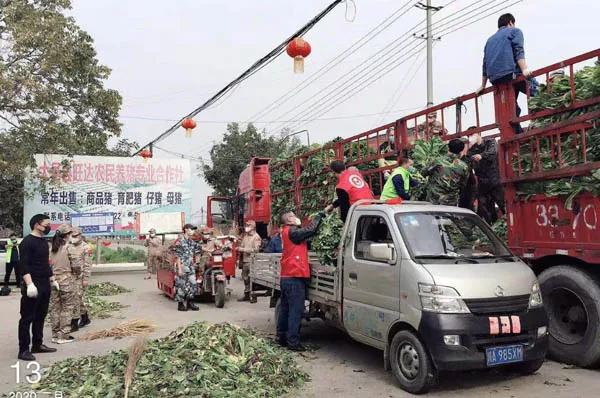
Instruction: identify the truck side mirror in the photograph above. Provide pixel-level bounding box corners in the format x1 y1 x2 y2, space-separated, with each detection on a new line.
369 243 396 264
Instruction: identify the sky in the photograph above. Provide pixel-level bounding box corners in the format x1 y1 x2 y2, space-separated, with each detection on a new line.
69 0 599 223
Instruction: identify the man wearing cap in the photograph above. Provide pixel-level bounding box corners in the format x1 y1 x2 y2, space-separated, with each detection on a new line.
170 223 202 311
18 214 58 361
237 220 262 302
380 157 419 201
67 227 93 328
144 228 163 280
467 133 505 223
329 161 374 222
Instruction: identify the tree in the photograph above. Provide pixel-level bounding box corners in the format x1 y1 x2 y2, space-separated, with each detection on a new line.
0 0 131 233
202 123 301 197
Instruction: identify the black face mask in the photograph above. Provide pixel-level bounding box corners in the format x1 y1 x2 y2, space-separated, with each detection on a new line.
43 225 51 235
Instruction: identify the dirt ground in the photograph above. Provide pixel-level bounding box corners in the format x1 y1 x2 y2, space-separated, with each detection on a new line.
0 272 597 397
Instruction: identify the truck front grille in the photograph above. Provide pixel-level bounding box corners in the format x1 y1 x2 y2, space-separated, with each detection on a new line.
463 295 530 315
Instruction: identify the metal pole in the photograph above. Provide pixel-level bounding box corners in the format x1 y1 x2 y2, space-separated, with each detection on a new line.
426 0 433 106
305 131 310 147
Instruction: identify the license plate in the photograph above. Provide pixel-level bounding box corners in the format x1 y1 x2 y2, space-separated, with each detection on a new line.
213 255 223 262
486 344 524 367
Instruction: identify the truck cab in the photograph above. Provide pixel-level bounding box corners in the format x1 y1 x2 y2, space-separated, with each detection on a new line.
339 202 548 393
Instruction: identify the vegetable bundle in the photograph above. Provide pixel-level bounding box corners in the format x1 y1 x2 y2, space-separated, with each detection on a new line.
34 322 308 398
311 213 345 266
85 282 131 319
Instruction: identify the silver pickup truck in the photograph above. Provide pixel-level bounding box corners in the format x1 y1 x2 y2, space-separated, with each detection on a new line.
249 201 548 394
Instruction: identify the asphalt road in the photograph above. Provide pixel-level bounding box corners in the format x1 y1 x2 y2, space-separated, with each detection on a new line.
0 272 597 397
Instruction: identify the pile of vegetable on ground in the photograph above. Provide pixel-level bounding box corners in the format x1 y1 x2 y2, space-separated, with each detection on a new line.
33 322 309 398
85 282 132 319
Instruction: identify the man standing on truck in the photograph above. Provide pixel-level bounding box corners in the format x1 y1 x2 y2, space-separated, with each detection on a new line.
329 161 374 222
144 228 162 280
277 209 327 351
170 224 202 312
237 220 262 302
424 139 469 206
468 133 505 223
380 157 419 201
477 13 532 134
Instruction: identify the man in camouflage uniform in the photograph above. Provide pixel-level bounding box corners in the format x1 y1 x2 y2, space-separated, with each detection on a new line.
171 223 202 311
49 224 77 344
424 139 470 206
67 227 92 329
237 220 262 302
144 228 163 279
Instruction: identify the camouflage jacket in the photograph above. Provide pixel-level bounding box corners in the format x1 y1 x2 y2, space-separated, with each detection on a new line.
424 154 469 206
170 235 202 273
144 236 163 256
67 241 93 281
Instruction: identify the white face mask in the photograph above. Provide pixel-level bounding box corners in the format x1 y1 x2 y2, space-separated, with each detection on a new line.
244 227 251 233
293 217 302 226
150 233 156 237
70 237 81 244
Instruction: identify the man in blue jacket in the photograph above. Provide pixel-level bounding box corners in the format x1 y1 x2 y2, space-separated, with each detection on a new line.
477 13 532 134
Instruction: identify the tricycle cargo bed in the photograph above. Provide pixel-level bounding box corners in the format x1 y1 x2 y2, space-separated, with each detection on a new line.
250 253 338 304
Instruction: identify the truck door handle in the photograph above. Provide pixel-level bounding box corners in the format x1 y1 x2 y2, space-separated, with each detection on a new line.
349 272 358 280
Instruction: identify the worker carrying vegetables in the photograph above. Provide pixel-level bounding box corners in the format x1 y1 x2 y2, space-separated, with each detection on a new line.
380 157 420 201
477 13 532 134
423 139 469 206
237 220 262 302
277 208 329 351
329 160 374 222
467 133 506 223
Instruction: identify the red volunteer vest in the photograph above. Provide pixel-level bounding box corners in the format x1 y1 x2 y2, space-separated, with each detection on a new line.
336 168 375 205
280 226 310 278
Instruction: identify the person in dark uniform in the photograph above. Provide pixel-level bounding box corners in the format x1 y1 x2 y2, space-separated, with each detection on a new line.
18 214 60 361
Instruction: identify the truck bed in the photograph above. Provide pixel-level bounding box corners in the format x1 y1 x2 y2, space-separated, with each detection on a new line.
250 253 338 305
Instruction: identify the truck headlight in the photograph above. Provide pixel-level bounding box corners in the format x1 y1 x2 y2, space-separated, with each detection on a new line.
418 283 470 314
528 282 543 309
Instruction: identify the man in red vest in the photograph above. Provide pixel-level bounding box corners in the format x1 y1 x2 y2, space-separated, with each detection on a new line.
329 160 374 222
277 209 327 351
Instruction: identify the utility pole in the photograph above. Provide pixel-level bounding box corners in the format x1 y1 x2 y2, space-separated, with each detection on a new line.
414 2 443 107
426 0 433 107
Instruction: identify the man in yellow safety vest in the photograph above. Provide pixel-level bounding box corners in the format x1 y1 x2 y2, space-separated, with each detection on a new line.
380 158 419 201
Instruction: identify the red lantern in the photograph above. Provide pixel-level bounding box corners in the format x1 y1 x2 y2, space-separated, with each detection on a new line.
286 37 311 73
181 118 197 138
139 149 152 162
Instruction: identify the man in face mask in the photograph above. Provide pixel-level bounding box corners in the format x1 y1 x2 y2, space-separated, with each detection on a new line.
143 228 163 280
170 224 202 311
4 233 21 289
277 209 326 351
237 220 262 302
67 227 92 328
17 214 58 361
380 157 420 201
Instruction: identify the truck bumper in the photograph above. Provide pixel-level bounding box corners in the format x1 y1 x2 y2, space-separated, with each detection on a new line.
418 308 548 371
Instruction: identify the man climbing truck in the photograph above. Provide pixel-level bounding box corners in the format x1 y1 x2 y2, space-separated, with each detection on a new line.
249 201 548 394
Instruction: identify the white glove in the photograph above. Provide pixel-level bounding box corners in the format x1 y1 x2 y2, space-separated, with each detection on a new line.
52 280 60 292
26 283 38 298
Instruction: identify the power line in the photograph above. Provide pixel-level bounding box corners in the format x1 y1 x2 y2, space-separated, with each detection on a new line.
246 0 419 124
132 0 344 155
279 0 515 132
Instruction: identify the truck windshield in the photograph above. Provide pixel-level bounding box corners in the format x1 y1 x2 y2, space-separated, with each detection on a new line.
395 212 512 262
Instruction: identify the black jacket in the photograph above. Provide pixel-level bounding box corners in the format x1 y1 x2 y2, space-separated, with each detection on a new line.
467 139 501 188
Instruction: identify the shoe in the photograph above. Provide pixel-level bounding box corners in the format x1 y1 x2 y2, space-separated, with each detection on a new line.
79 313 91 328
237 293 250 302
55 336 75 345
178 302 188 311
31 344 57 353
287 344 307 352
18 351 36 361
276 339 287 347
187 301 199 311
70 319 79 332
51 337 58 344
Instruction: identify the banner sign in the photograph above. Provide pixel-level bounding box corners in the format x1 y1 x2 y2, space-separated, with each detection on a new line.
23 154 192 236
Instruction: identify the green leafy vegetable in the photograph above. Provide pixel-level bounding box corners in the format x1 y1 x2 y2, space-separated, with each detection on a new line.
311 213 344 266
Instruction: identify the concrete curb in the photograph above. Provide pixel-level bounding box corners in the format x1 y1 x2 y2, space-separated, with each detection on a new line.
92 262 146 273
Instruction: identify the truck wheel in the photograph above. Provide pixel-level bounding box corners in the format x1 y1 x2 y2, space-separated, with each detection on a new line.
215 282 226 308
389 330 437 394
539 266 600 367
